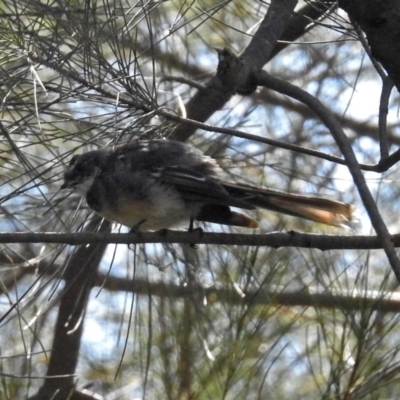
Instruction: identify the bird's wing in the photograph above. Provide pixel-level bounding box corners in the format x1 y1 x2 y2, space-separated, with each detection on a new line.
108 140 255 209
156 166 255 209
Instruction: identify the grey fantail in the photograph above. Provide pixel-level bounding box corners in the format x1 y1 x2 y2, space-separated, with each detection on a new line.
61 140 355 231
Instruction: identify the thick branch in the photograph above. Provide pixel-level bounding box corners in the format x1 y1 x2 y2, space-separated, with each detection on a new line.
169 0 297 142
32 219 110 400
339 0 400 91
269 0 337 59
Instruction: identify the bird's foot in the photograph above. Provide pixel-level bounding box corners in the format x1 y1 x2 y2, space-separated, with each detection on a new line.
188 224 203 249
128 219 146 249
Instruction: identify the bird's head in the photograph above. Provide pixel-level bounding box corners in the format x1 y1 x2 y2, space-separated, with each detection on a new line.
61 151 105 196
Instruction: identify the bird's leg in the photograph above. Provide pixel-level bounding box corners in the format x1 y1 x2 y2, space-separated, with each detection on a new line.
188 217 202 249
128 219 146 250
189 217 194 232
130 219 146 233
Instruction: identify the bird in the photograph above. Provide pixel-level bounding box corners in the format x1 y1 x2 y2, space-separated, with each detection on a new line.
61 139 355 232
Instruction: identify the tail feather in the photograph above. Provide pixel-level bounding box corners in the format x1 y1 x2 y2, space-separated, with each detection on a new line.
223 183 355 228
259 196 354 227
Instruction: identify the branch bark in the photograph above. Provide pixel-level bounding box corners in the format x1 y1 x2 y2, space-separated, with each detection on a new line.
98 276 400 314
339 0 400 91
31 218 110 400
1 230 400 251
169 0 297 142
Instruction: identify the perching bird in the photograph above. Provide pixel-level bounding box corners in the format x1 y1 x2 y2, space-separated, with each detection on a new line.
61 139 354 231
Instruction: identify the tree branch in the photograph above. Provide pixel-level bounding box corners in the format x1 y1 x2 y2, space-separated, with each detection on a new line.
169 0 297 142
269 0 337 59
255 70 400 283
1 230 400 251
339 0 400 91
153 110 380 170
32 218 110 400
5 261 400 317
98 275 400 314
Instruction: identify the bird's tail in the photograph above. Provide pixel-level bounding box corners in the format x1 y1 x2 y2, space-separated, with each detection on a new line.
223 182 355 228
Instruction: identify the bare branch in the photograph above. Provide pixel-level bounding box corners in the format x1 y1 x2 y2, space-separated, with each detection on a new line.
170 0 297 141
99 276 400 314
255 70 400 283
1 230 400 251
32 218 110 400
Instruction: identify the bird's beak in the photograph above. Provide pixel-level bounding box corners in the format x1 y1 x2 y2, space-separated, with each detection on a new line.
60 182 68 190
